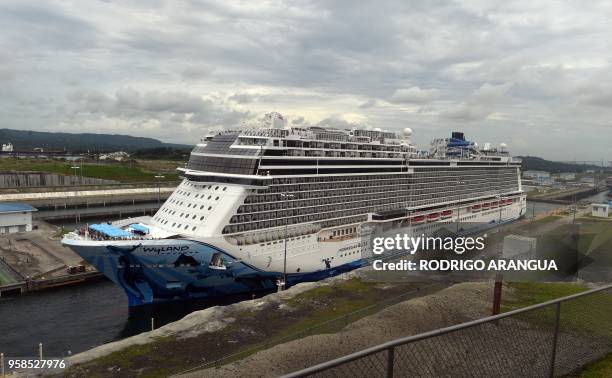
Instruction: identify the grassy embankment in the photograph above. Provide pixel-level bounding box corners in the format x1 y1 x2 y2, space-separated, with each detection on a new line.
0 158 180 183
64 279 438 378
504 282 612 377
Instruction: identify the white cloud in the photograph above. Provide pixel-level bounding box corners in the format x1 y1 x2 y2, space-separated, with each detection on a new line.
0 0 611 158
389 87 441 104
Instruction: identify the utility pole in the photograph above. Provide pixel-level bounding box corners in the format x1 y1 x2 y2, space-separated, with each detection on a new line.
573 193 577 224
154 175 165 206
280 192 295 290
71 165 80 225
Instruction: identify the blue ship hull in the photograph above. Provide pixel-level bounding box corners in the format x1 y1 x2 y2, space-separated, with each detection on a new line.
66 239 364 307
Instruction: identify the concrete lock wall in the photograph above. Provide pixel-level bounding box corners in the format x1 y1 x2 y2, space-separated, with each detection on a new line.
0 172 117 187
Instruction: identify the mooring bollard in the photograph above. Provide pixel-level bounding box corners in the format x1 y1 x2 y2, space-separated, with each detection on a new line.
151 317 154 331
1 352 5 377
39 343 43 360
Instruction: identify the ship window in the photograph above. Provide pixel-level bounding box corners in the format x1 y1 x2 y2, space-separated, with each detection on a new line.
223 187 227 191
192 226 197 231
172 223 176 227
208 206 212 210
184 225 189 229
215 186 219 190
208 196 212 199
192 215 196 219
200 216 204 220
215 197 219 200
200 205 204 209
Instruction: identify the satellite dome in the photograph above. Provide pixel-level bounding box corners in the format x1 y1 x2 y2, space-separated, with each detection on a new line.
500 142 507 149
403 128 413 137
374 127 382 132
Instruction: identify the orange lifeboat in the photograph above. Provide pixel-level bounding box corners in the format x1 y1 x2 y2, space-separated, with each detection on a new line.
411 215 426 224
471 204 481 212
426 213 440 222
441 210 453 219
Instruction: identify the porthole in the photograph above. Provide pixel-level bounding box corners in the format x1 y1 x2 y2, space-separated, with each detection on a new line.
208 206 212 210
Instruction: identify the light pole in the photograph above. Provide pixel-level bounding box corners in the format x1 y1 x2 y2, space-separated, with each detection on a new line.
154 175 165 206
497 194 502 230
455 180 467 233
71 165 80 225
280 192 295 290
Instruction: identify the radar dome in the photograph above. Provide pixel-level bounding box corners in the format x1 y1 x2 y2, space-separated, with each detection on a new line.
403 128 413 137
374 127 382 132
500 142 507 149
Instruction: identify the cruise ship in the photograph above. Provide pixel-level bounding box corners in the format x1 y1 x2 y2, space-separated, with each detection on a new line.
62 115 526 306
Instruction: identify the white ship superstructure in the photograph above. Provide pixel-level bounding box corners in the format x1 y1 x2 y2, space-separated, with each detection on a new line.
63 119 526 306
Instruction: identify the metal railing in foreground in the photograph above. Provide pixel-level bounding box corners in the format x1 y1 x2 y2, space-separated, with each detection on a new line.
283 283 612 378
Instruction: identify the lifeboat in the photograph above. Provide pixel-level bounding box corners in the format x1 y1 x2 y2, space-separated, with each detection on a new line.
471 204 481 212
505 199 513 205
490 201 499 208
411 215 426 225
482 203 490 210
426 213 440 221
441 210 453 219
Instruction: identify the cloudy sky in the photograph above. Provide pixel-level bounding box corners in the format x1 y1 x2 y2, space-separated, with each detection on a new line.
1 0 611 160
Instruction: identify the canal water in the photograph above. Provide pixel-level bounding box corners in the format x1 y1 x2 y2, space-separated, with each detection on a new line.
0 279 271 358
527 189 610 217
1 191 609 358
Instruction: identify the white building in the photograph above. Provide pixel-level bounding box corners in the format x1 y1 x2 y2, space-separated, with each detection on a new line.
592 204 610 218
0 203 37 234
1 142 13 152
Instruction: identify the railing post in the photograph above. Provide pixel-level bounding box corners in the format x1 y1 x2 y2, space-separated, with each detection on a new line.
549 302 561 377
387 346 395 378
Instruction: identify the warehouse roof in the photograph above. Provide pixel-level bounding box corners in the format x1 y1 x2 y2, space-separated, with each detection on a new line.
0 203 37 213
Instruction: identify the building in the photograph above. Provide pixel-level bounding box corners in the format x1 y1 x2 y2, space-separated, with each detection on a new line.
503 235 537 259
0 203 37 234
2 142 13 152
558 172 576 181
592 204 610 218
523 170 553 185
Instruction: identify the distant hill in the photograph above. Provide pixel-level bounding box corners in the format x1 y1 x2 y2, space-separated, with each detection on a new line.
520 156 608 173
0 128 192 153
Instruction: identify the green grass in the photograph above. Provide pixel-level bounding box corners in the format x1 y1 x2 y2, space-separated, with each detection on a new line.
502 282 588 311
66 336 176 378
577 352 612 377
0 159 179 183
504 282 612 340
